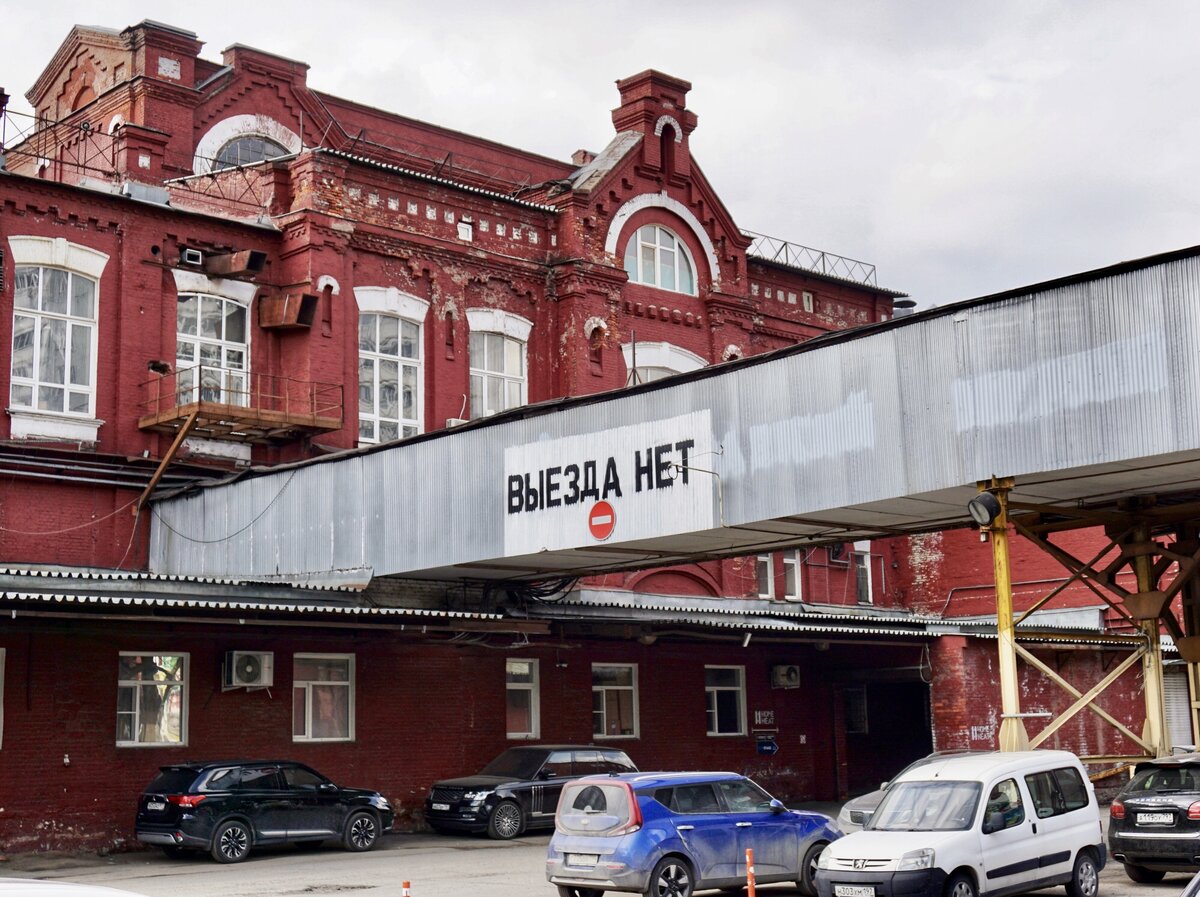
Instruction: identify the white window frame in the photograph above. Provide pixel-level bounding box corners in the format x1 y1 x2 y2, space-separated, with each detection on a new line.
116 652 189 747
783 550 803 602
620 341 705 387
293 653 355 743
622 224 698 295
592 663 640 739
853 539 874 605
506 658 540 740
193 114 302 175
7 236 108 442
354 287 429 444
757 554 774 598
175 292 251 406
357 313 422 444
705 665 746 736
467 308 531 418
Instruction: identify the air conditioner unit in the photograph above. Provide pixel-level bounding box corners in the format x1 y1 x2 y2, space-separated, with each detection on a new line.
224 651 274 689
180 247 204 266
445 417 469 428
771 664 800 689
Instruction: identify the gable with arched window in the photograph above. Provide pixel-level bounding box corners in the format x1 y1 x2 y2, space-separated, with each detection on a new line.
354 287 430 444
623 224 697 296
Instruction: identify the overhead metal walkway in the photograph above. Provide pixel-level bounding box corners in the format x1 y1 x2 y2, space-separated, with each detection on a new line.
148 242 1200 765
151 244 1200 583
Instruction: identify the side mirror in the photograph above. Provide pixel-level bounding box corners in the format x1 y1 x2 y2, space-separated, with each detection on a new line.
982 810 1005 834
319 782 338 793
769 799 787 814
538 769 556 780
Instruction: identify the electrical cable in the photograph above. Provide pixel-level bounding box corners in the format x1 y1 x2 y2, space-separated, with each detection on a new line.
149 469 298 544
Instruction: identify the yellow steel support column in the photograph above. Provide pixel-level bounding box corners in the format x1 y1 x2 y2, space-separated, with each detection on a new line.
983 479 1029 752
1131 522 1170 758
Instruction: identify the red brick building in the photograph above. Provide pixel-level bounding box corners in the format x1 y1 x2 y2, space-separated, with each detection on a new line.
0 20 1159 852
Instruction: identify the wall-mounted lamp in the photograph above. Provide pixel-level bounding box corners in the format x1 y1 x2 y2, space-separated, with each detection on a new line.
967 492 1003 527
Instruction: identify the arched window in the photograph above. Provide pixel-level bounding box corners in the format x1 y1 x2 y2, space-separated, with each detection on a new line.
212 135 289 171
11 265 97 415
621 341 705 387
467 309 532 418
623 225 696 295
353 287 429 445
176 294 249 406
358 313 421 443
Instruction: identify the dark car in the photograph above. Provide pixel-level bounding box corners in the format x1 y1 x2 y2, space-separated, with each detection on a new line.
425 745 636 839
547 771 841 897
836 749 985 832
1109 753 1200 881
135 760 394 863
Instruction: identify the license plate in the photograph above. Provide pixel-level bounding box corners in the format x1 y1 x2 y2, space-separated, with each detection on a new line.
835 887 876 897
1138 812 1173 824
567 854 599 866
431 803 450 811
146 801 166 811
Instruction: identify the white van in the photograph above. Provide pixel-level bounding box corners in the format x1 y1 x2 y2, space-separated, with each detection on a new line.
815 750 1106 897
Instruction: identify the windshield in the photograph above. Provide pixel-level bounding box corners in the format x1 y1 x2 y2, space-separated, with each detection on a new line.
869 780 981 832
480 748 548 779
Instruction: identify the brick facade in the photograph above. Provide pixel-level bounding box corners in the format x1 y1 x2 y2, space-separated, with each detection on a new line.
0 19 1156 853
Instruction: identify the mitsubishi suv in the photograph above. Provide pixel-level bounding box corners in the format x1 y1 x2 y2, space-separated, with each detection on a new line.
135 760 393 862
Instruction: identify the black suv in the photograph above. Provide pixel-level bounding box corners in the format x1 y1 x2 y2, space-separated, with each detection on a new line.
424 745 636 839
1110 753 1200 881
135 760 393 863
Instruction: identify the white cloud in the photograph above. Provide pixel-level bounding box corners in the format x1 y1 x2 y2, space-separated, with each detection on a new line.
4 0 1199 307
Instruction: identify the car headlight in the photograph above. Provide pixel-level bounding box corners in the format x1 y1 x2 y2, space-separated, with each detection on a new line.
898 848 934 871
463 790 491 803
817 846 834 870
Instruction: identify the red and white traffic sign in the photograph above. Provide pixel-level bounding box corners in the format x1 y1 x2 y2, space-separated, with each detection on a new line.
588 500 616 541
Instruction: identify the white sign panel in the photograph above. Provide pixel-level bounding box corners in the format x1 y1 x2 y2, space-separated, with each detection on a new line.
503 410 715 555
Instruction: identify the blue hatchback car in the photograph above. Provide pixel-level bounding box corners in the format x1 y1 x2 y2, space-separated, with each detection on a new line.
546 771 841 897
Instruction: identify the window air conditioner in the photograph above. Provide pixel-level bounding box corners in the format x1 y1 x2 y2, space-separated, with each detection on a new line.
445 418 469 428
224 651 274 689
770 664 800 689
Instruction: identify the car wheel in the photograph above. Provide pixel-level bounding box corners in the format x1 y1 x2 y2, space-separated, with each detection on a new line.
1123 863 1166 884
343 810 379 851
211 819 251 863
644 856 694 897
557 888 605 897
487 800 523 840
798 841 827 896
1066 850 1099 897
944 872 977 897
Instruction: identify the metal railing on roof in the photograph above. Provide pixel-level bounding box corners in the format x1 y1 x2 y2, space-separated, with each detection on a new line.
744 230 877 286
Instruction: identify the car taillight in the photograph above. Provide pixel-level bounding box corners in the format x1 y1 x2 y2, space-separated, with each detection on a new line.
1110 800 1125 820
1188 802 1200 820
608 783 643 837
166 794 207 808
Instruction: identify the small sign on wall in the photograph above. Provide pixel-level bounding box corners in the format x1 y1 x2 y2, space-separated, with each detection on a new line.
754 709 776 727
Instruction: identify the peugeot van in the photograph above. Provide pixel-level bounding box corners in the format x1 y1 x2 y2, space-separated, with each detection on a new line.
815 750 1105 897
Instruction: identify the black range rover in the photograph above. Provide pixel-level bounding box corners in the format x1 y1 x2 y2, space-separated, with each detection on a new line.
424 745 636 839
135 760 393 862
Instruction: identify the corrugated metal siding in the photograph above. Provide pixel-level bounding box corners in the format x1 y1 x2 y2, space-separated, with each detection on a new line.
151 254 1200 578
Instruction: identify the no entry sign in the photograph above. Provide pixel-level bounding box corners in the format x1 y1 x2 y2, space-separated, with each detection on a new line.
588 501 616 541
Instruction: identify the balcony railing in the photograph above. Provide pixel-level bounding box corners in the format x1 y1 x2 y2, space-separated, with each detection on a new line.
138 365 344 443
744 231 877 286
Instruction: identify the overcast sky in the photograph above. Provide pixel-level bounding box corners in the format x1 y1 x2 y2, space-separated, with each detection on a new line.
4 1 1197 307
